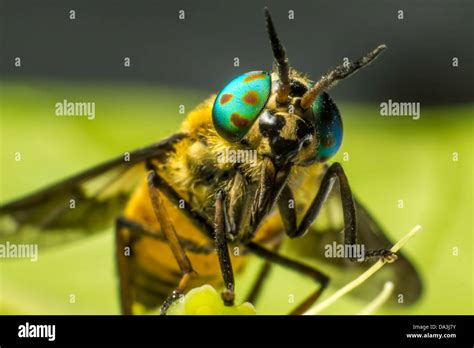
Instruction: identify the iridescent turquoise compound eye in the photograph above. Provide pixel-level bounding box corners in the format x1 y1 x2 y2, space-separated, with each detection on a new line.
312 92 343 162
212 71 271 142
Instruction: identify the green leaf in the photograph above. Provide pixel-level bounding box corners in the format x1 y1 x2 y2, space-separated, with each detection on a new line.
167 285 256 315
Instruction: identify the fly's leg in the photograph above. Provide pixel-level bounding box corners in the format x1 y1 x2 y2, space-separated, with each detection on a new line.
245 235 283 304
214 190 235 305
147 166 242 309
261 162 394 314
245 261 272 304
148 166 214 239
147 171 195 315
282 162 394 261
245 241 329 315
115 216 213 315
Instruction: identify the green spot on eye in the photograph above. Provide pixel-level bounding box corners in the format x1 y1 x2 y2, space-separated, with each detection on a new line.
212 71 271 142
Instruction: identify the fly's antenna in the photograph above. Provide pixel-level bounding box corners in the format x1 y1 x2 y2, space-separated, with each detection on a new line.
300 44 387 109
265 7 290 105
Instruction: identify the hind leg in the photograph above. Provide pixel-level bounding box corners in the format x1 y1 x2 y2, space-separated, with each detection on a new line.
245 241 330 315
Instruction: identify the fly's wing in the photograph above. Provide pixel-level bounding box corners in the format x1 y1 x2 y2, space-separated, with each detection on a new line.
350 200 423 305
287 184 422 306
0 133 185 248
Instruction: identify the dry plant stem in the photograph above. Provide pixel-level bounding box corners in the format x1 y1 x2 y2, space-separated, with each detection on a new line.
359 281 394 315
304 224 422 315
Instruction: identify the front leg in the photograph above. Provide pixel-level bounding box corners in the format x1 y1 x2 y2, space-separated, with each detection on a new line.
147 171 195 314
147 167 238 311
214 190 235 306
280 162 393 261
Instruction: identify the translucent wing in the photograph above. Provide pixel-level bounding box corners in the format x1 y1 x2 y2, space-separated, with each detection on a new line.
287 179 422 306
0 133 185 248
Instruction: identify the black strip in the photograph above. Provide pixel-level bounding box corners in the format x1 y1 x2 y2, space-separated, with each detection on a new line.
1 315 472 345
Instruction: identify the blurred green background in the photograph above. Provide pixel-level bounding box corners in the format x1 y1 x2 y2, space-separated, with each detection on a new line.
0 80 472 315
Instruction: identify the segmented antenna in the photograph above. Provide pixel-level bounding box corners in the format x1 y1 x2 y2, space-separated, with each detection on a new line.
300 45 387 109
264 7 290 105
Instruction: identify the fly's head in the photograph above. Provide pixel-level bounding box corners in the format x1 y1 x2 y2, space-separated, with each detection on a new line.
211 8 385 172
